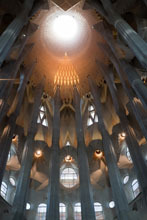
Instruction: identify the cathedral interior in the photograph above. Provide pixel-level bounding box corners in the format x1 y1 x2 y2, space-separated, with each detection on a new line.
0 0 147 219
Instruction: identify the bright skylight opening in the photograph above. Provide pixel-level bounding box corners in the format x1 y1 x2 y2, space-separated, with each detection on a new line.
52 15 78 42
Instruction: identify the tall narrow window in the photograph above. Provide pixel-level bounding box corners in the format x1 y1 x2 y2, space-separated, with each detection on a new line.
94 203 104 220
132 179 140 197
7 151 11 162
66 141 70 146
36 203 47 220
59 203 66 220
87 104 98 126
126 147 132 161
0 182 7 199
37 106 48 127
74 203 81 220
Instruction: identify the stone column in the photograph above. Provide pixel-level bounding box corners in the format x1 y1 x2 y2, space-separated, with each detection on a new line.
0 63 35 187
89 0 147 68
94 22 147 110
0 36 28 98
0 43 34 123
88 77 132 220
0 0 35 67
46 86 61 220
98 61 147 206
73 86 96 220
95 29 147 142
29 0 49 17
67 202 74 220
119 59 147 110
11 81 44 220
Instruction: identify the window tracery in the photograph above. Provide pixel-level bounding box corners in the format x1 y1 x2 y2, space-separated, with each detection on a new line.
36 203 47 220
132 179 140 197
126 147 132 162
59 203 66 220
37 106 48 127
60 167 78 188
87 104 98 126
94 202 104 220
74 203 81 220
0 182 7 199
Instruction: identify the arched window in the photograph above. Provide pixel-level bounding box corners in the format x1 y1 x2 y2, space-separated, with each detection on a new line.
66 141 70 146
26 203 31 210
59 203 66 220
7 151 11 162
132 179 140 197
0 182 7 199
60 167 78 188
9 177 16 186
74 203 81 220
123 175 129 184
87 105 98 126
126 147 132 161
36 203 47 220
37 106 48 127
94 202 104 220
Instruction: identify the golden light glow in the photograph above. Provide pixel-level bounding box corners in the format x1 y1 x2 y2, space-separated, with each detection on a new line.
54 55 79 87
94 150 103 159
52 15 78 43
43 10 89 53
119 132 126 141
34 150 43 158
64 155 73 163
54 54 79 99
12 135 18 143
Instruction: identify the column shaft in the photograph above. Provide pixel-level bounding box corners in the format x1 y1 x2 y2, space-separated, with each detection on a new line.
96 34 147 142
11 81 43 220
0 63 35 186
90 0 147 68
88 77 131 220
95 22 147 109
119 59 147 110
0 43 33 124
73 86 96 220
0 0 35 66
98 62 147 205
46 86 61 220
0 36 28 98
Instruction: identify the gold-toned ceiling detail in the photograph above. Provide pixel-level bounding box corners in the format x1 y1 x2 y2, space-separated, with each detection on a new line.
24 3 108 99
52 0 81 11
54 54 79 99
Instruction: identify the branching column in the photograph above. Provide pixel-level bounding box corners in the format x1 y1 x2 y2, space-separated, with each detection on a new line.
0 43 34 124
73 86 96 220
96 34 147 142
0 0 35 66
0 37 28 99
0 63 35 186
46 86 61 220
11 81 43 220
98 62 147 206
119 59 147 110
88 0 147 68
94 22 147 109
88 77 132 220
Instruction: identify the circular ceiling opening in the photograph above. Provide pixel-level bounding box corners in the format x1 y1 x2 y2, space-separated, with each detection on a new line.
43 10 91 56
52 15 78 43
